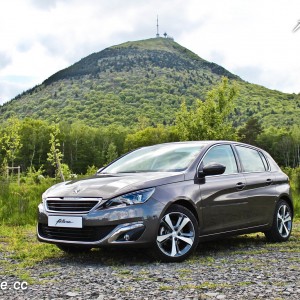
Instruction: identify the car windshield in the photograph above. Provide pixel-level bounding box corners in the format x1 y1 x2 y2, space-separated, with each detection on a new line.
102 144 204 173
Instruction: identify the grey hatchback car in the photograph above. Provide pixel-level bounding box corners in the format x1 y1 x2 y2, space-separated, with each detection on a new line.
37 141 293 262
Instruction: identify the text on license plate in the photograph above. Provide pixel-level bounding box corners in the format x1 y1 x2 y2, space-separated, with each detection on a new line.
48 216 82 228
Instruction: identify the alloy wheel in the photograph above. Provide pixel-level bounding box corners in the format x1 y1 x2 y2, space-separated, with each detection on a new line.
277 204 292 238
156 211 195 258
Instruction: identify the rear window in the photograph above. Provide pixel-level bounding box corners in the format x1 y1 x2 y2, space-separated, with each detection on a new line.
235 146 266 172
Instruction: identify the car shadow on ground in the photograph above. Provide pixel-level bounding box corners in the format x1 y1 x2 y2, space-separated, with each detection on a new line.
48 233 268 267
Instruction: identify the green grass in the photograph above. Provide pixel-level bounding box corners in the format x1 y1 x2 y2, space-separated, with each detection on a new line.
293 193 300 219
0 225 63 284
0 180 54 225
160 282 233 291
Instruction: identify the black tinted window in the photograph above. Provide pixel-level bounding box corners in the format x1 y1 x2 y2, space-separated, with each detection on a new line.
202 145 238 174
236 146 266 172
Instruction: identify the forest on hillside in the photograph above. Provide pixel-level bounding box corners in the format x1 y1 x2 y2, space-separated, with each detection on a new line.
1 78 300 177
1 38 300 128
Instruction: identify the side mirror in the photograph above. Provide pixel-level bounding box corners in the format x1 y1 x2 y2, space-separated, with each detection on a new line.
198 162 226 177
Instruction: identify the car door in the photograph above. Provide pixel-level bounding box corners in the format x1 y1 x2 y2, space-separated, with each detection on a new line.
199 144 250 235
234 145 277 227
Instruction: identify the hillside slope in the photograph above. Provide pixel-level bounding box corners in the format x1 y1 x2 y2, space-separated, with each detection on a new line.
1 38 299 127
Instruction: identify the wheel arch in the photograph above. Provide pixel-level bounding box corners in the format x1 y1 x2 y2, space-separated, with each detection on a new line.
279 195 294 218
170 199 200 224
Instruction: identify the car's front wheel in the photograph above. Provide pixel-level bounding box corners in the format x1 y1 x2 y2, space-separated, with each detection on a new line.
153 204 199 262
264 199 293 242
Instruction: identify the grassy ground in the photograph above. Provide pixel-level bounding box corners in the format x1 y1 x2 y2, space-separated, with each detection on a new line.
0 180 55 226
0 221 299 285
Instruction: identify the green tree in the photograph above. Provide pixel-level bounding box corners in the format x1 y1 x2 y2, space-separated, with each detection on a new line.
19 118 50 170
66 121 96 173
238 117 263 145
106 142 118 164
175 77 238 141
256 127 290 167
124 125 178 151
1 117 23 168
47 123 65 181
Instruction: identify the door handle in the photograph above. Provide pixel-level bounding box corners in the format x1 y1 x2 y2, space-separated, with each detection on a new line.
266 179 273 186
236 182 246 190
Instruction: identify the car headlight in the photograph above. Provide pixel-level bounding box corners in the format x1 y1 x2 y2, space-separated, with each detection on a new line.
103 188 155 209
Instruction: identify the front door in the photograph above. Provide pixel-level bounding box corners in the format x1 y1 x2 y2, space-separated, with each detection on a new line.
199 144 249 235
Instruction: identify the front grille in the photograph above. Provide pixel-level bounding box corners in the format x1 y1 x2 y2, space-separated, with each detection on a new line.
46 198 100 213
39 224 116 242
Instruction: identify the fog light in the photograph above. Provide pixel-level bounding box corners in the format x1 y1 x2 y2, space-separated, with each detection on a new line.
108 222 145 243
116 227 145 242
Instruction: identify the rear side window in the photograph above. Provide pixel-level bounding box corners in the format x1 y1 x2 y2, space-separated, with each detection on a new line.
202 145 238 175
235 146 266 172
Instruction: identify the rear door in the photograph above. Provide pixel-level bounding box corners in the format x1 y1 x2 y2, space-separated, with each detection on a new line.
233 145 277 226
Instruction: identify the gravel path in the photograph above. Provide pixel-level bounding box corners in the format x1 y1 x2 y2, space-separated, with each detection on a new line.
1 229 300 300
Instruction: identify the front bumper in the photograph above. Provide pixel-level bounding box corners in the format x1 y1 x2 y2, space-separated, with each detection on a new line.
37 198 164 247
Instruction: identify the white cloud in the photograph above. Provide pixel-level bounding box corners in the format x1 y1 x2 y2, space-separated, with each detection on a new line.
0 0 299 105
180 0 300 93
0 52 12 69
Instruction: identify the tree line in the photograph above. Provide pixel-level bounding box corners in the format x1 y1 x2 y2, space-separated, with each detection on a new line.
1 77 300 180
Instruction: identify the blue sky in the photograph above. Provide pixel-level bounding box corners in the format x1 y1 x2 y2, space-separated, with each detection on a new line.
0 0 299 104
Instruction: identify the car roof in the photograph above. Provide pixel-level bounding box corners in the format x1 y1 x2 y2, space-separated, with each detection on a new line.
155 140 252 147
148 141 267 153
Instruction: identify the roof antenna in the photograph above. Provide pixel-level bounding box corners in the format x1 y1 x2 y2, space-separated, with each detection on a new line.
156 15 160 38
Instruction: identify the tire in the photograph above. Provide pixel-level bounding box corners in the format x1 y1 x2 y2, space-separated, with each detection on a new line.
152 204 199 262
264 199 293 242
56 244 92 254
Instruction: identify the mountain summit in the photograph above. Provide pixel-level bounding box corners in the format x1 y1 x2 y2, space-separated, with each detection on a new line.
43 38 238 86
1 38 299 127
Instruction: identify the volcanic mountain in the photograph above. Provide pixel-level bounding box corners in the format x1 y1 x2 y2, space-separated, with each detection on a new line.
1 38 299 127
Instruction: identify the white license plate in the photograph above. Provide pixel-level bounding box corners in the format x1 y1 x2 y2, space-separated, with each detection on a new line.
48 216 82 228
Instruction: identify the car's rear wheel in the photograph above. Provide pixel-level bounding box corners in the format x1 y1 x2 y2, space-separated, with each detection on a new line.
56 244 92 253
153 204 199 262
264 199 293 242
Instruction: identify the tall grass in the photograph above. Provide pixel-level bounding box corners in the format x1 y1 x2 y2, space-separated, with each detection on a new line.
0 179 54 225
293 194 300 219
282 167 300 219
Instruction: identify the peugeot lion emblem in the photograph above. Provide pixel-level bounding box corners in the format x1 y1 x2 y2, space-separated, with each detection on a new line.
73 188 80 194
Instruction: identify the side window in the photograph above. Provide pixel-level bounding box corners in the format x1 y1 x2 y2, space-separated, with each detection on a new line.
202 145 238 175
235 146 266 172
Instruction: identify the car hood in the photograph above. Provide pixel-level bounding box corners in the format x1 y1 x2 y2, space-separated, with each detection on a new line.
43 172 185 199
